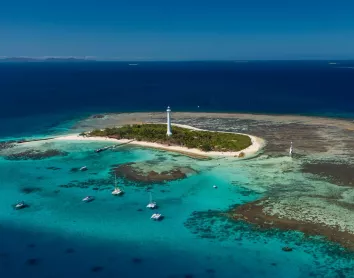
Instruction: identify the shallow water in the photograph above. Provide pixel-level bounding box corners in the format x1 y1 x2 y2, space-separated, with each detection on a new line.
1 138 353 278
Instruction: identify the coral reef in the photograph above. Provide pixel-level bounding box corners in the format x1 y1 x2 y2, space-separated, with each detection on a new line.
4 149 68 160
113 162 195 184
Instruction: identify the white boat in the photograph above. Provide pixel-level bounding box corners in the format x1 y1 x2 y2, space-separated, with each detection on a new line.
112 174 124 196
95 146 109 153
151 213 163 221
82 196 94 202
289 142 293 156
80 166 88 171
213 185 217 189
146 192 157 209
15 201 27 209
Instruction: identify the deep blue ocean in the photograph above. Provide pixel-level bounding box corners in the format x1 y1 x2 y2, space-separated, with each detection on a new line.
0 60 353 138
1 61 354 278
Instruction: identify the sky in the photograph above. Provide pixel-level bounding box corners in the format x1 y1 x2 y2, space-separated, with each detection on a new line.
1 0 354 60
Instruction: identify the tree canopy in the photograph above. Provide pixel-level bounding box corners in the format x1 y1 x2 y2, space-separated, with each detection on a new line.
85 124 251 152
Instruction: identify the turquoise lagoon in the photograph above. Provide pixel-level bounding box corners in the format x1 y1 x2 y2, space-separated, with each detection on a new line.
0 139 353 278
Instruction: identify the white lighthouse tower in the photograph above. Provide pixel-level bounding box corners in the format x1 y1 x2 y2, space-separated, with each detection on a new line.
166 106 172 136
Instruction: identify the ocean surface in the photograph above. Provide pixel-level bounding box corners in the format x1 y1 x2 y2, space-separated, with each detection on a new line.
0 60 353 138
0 61 354 278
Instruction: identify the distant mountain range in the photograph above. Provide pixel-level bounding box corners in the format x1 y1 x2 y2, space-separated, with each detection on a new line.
0 57 96 62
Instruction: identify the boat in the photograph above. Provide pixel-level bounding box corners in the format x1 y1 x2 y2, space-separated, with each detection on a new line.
282 246 293 252
146 192 157 209
95 146 109 153
112 174 124 196
213 185 217 189
289 142 293 156
151 213 163 221
14 201 27 210
82 196 94 202
80 166 88 171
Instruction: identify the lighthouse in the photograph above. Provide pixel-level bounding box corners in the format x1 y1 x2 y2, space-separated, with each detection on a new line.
166 106 172 136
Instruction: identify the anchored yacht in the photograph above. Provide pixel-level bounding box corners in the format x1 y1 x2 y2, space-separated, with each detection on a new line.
151 213 163 221
146 192 157 209
82 196 94 203
14 201 27 210
112 174 124 196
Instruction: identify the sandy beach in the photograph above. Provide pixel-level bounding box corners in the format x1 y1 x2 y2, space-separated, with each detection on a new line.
53 123 265 159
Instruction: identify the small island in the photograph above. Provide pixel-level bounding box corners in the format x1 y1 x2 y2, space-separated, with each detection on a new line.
5 108 264 159
84 124 252 153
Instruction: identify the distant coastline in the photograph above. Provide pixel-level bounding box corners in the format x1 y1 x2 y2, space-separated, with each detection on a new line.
0 57 96 62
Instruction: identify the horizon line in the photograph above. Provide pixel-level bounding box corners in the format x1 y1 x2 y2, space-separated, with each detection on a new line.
0 57 354 62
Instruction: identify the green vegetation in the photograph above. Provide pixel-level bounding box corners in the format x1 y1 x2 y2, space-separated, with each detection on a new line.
85 124 252 152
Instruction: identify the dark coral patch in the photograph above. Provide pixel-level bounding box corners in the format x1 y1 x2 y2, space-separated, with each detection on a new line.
5 149 68 160
60 178 112 189
228 199 354 252
302 162 354 187
65 248 75 254
0 141 16 150
91 266 104 272
112 162 195 184
21 187 42 194
131 257 143 264
92 114 105 119
46 166 61 170
26 258 40 266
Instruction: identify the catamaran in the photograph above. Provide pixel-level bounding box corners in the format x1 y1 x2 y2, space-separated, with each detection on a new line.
146 192 157 209
15 201 27 210
151 213 163 221
82 196 94 202
112 174 124 196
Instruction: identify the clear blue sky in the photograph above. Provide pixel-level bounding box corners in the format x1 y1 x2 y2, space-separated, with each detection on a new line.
1 0 354 60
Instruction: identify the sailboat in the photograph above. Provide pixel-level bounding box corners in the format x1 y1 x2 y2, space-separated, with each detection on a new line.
151 212 163 221
80 166 88 171
82 196 94 202
14 201 27 210
289 141 293 157
112 174 124 196
146 192 157 209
